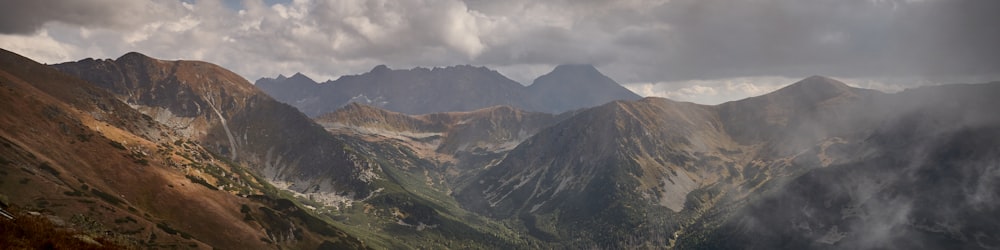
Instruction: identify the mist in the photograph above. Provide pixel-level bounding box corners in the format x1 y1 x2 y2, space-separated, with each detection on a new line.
696 82 1000 249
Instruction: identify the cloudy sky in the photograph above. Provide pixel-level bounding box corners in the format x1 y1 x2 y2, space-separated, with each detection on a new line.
2 0 998 104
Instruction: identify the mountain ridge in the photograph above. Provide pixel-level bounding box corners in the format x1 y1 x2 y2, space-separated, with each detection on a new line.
54 52 383 201
53 52 547 249
7 48 1000 249
0 48 368 249
255 64 641 116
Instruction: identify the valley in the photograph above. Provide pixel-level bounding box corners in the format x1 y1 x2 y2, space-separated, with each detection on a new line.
1 48 998 249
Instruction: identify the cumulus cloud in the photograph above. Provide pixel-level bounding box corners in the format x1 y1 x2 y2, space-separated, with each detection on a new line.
0 28 81 63
0 0 998 103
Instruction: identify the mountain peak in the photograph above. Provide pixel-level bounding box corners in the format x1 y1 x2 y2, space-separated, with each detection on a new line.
526 63 642 113
531 64 611 87
115 51 154 62
550 64 600 76
289 72 314 82
769 75 854 99
370 64 391 74
798 75 849 87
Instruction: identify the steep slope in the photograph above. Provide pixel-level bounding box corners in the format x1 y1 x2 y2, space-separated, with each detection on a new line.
525 64 643 113
54 53 380 203
0 49 366 249
255 64 641 116
320 103 564 154
454 76 895 247
316 103 569 187
691 82 1000 249
18 46 999 249
55 53 539 249
317 102 446 134
455 98 748 245
718 75 883 150
56 53 556 248
257 65 527 116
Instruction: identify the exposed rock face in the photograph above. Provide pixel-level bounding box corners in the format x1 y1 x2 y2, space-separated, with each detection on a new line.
255 64 641 116
54 52 380 200
454 76 1000 248
13 47 999 249
455 97 751 244
0 48 366 249
316 103 570 187
316 75 979 247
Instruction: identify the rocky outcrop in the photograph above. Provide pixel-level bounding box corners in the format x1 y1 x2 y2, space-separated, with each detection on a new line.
54 52 381 200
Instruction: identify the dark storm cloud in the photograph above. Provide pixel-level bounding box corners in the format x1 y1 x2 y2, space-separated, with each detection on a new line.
0 0 152 34
616 0 1000 82
461 0 1000 85
2 0 998 102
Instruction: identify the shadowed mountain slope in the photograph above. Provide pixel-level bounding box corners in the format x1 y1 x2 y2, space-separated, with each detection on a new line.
0 48 366 249
54 52 539 249
10 47 999 249
691 82 1000 249
455 75 1000 248
55 53 380 200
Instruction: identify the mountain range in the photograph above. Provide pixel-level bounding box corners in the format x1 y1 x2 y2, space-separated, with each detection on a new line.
255 64 642 116
2 48 999 249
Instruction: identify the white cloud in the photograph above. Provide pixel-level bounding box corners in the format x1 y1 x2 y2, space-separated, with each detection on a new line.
625 76 798 105
0 28 80 63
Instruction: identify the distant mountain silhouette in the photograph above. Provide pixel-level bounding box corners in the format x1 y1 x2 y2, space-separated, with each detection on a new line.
525 64 642 113
255 64 641 116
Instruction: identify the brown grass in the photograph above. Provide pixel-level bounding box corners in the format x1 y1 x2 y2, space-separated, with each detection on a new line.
0 207 126 250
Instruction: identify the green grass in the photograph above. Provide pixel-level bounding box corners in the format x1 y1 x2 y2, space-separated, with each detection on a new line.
300 154 532 249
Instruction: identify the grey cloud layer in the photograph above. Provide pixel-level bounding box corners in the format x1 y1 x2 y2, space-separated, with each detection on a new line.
0 0 155 34
1 0 998 91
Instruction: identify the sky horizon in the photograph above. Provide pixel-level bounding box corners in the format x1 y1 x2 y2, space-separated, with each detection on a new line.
2 0 998 105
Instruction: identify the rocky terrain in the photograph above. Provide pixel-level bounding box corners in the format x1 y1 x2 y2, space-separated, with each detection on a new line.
54 53 381 203
52 52 535 249
0 49 365 249
3 48 998 249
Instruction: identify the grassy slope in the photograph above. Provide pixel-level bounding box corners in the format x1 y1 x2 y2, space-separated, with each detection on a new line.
0 49 367 249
